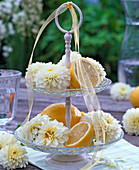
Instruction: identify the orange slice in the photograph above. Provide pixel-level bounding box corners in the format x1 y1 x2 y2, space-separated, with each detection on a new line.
41 103 82 128
65 121 95 148
69 58 101 89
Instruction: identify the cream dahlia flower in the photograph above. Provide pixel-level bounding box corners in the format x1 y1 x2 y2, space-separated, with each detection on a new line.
19 114 69 147
0 132 17 150
57 51 82 66
80 110 122 143
35 119 69 147
122 108 139 136
80 113 92 123
0 143 28 169
110 82 132 101
25 62 51 85
20 114 50 142
35 64 70 89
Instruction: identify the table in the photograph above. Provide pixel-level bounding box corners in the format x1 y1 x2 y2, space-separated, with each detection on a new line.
1 78 139 170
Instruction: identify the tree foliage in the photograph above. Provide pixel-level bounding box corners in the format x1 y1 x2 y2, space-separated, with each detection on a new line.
2 0 125 81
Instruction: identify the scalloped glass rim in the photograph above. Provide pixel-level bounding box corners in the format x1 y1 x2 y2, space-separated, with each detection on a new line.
14 129 124 155
28 78 111 97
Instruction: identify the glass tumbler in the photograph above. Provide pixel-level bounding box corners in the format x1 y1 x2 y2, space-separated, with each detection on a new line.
0 69 21 132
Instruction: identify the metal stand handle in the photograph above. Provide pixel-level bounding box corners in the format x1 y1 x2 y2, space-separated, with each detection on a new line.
55 2 83 129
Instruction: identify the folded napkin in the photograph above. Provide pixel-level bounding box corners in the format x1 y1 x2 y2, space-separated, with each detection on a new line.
26 139 139 170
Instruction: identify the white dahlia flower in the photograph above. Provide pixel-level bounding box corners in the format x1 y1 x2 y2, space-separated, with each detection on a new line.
35 64 70 89
0 143 28 169
122 108 139 136
20 114 50 142
0 132 17 150
25 62 51 85
35 119 69 147
80 110 122 143
19 114 69 147
110 82 132 101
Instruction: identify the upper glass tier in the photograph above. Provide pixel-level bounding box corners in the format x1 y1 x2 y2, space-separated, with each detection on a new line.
32 78 111 97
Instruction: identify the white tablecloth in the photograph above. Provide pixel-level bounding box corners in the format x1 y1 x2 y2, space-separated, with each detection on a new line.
26 139 139 170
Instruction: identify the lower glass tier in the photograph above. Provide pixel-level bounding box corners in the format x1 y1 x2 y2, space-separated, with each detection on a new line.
15 129 123 155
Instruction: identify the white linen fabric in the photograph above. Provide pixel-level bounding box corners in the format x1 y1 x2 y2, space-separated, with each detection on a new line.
26 139 139 170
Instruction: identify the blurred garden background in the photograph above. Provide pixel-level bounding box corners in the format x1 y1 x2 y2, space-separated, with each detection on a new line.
0 0 125 82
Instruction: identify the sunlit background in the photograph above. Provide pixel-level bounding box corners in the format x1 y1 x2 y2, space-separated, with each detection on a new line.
0 0 125 82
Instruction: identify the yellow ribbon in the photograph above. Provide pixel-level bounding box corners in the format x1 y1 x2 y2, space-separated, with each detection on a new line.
67 2 73 9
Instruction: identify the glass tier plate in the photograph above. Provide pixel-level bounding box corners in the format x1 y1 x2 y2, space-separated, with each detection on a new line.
15 128 123 155
32 78 111 97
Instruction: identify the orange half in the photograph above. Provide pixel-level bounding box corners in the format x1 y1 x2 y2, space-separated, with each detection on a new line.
69 58 101 89
41 103 82 128
65 121 95 148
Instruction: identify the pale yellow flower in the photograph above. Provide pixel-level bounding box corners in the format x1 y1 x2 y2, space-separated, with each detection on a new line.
122 108 139 136
81 110 122 143
19 114 69 147
110 82 132 101
35 64 70 89
0 143 28 169
35 119 69 147
0 132 17 150
20 114 50 142
25 62 51 85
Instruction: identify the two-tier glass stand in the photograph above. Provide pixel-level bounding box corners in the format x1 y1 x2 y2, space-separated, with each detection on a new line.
15 2 123 169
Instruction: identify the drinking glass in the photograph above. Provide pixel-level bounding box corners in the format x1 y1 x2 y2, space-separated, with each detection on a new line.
0 69 21 132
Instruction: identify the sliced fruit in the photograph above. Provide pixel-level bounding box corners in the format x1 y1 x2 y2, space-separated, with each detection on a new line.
69 58 101 89
65 121 95 148
41 103 82 128
130 86 139 108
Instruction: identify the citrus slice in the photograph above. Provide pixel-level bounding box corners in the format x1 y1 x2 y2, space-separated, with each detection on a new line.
41 103 82 128
130 86 139 108
69 58 101 89
65 121 95 148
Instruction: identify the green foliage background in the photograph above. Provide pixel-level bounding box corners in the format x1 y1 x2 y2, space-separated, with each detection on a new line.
3 0 125 82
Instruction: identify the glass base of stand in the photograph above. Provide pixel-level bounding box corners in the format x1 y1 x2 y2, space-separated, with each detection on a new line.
45 154 91 170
